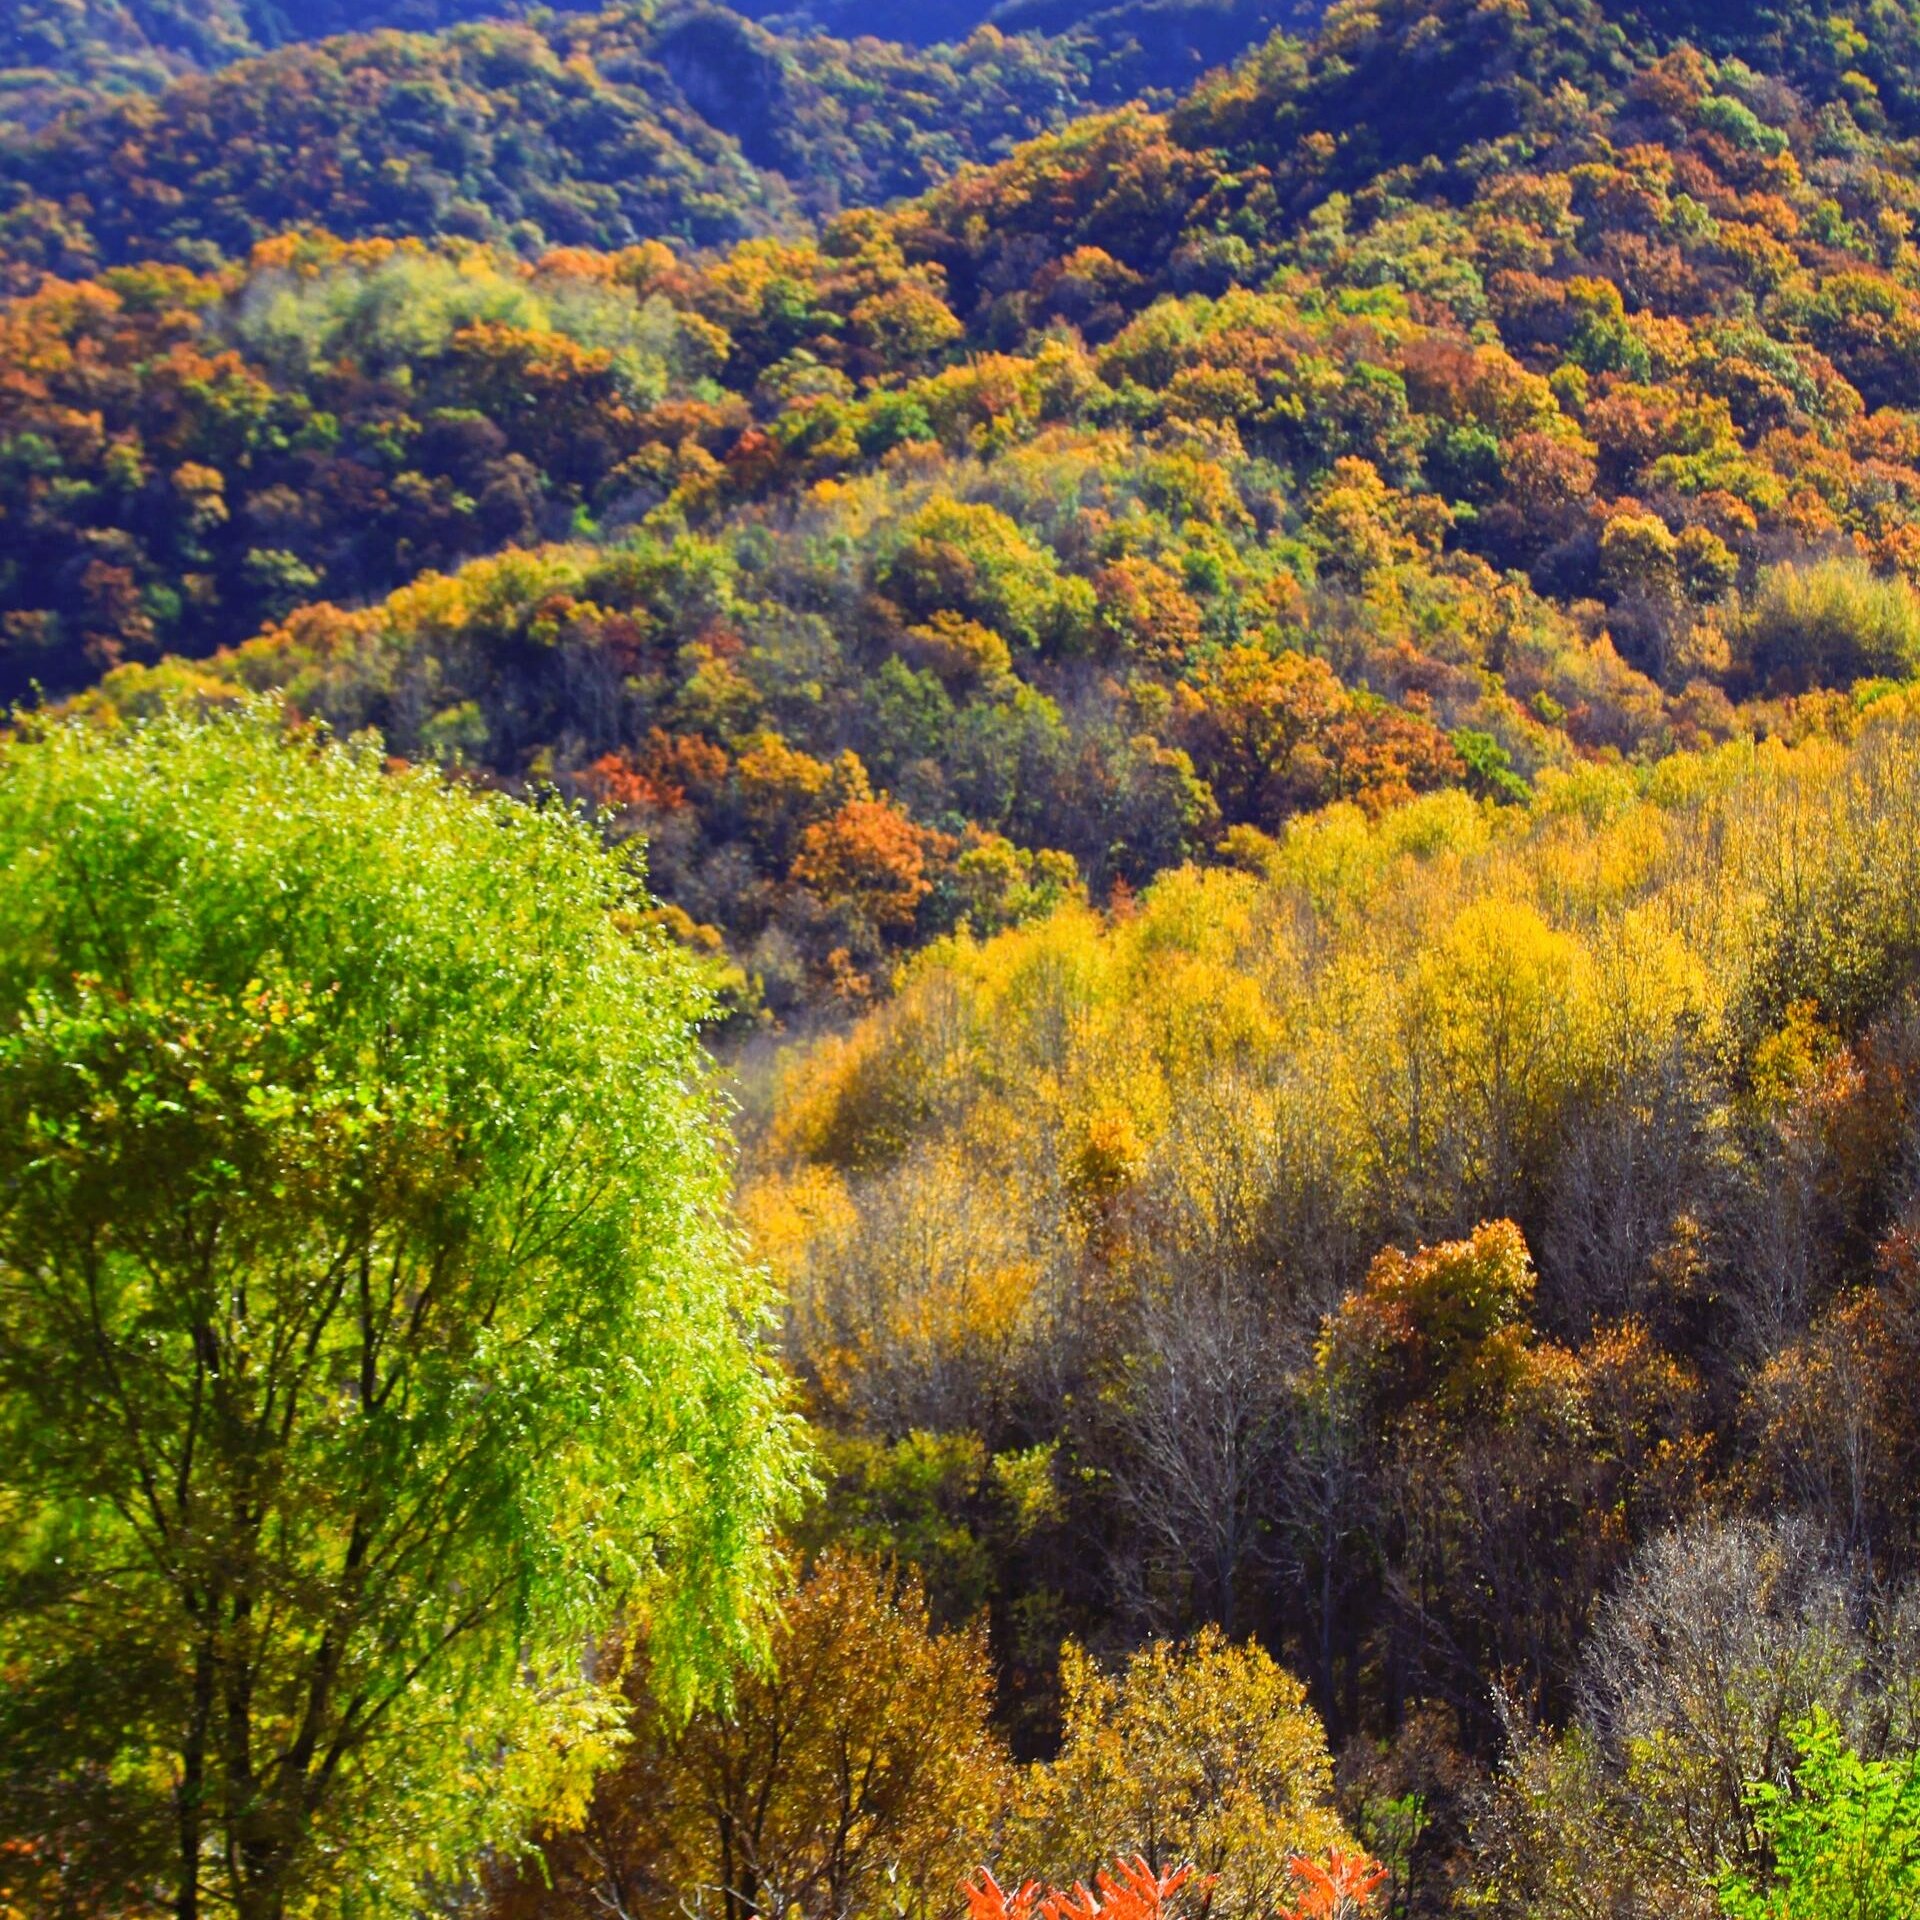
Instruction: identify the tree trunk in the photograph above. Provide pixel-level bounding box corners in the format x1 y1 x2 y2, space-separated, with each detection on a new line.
227 1816 295 1920
175 1635 214 1920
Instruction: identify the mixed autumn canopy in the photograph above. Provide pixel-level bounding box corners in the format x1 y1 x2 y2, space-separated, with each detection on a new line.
5 0 1920 1915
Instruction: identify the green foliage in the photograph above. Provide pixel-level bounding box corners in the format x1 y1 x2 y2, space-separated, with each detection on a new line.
0 1 1294 275
1452 729 1530 805
1698 91 1791 154
1720 1712 1920 1920
882 499 1088 653
0 0 1306 136
232 251 699 396
1736 559 1920 692
0 704 803 1918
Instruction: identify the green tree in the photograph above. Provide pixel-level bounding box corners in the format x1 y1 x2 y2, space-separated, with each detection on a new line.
1721 1711 1920 1920
0 706 803 1920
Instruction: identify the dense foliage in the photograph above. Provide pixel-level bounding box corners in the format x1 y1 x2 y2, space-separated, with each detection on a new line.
8 0 1920 1912
744 703 1920 1909
47 0 1920 998
0 706 802 1919
488 1577 1361 1920
0 0 1303 255
0 0 547 126
0 0 1310 132
1721 1710 1920 1920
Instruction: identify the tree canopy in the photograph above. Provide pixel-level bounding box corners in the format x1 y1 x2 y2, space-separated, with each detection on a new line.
0 704 804 1919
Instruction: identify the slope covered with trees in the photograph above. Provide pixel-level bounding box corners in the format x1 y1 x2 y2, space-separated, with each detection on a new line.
7 0 1920 1914
736 697 1920 1909
0 3 1265 276
37 0 1920 1003
0 0 542 125
0 0 1302 158
0 0 1315 127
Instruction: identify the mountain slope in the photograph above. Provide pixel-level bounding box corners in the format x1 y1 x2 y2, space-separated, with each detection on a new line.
11 0 1913 1019
0 0 1306 281
7 8 1920 1914
0 0 1310 128
0 0 537 124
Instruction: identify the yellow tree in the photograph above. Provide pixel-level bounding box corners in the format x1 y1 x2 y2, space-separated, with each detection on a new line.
1010 1630 1351 1920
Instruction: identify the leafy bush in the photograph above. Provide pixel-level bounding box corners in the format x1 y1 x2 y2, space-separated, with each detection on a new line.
1735 559 1920 692
1720 1711 1920 1920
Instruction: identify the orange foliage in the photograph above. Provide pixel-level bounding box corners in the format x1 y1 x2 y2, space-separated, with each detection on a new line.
966 1851 1387 1920
790 798 932 932
579 751 687 815
1273 1851 1389 1920
966 1859 1210 1920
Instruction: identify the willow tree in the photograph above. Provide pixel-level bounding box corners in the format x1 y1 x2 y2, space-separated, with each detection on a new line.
0 707 803 1920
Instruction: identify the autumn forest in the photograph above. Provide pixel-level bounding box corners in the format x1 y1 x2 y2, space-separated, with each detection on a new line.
3 0 1920 1915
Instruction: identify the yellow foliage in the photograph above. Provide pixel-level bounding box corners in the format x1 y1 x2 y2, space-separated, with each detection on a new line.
749 704 1920 1424
1010 1631 1351 1920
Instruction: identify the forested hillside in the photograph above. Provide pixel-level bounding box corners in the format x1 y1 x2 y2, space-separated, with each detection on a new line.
2 0 536 122
0 0 1321 275
0 0 1302 133
8 0 1920 1915
30 0 1920 1005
